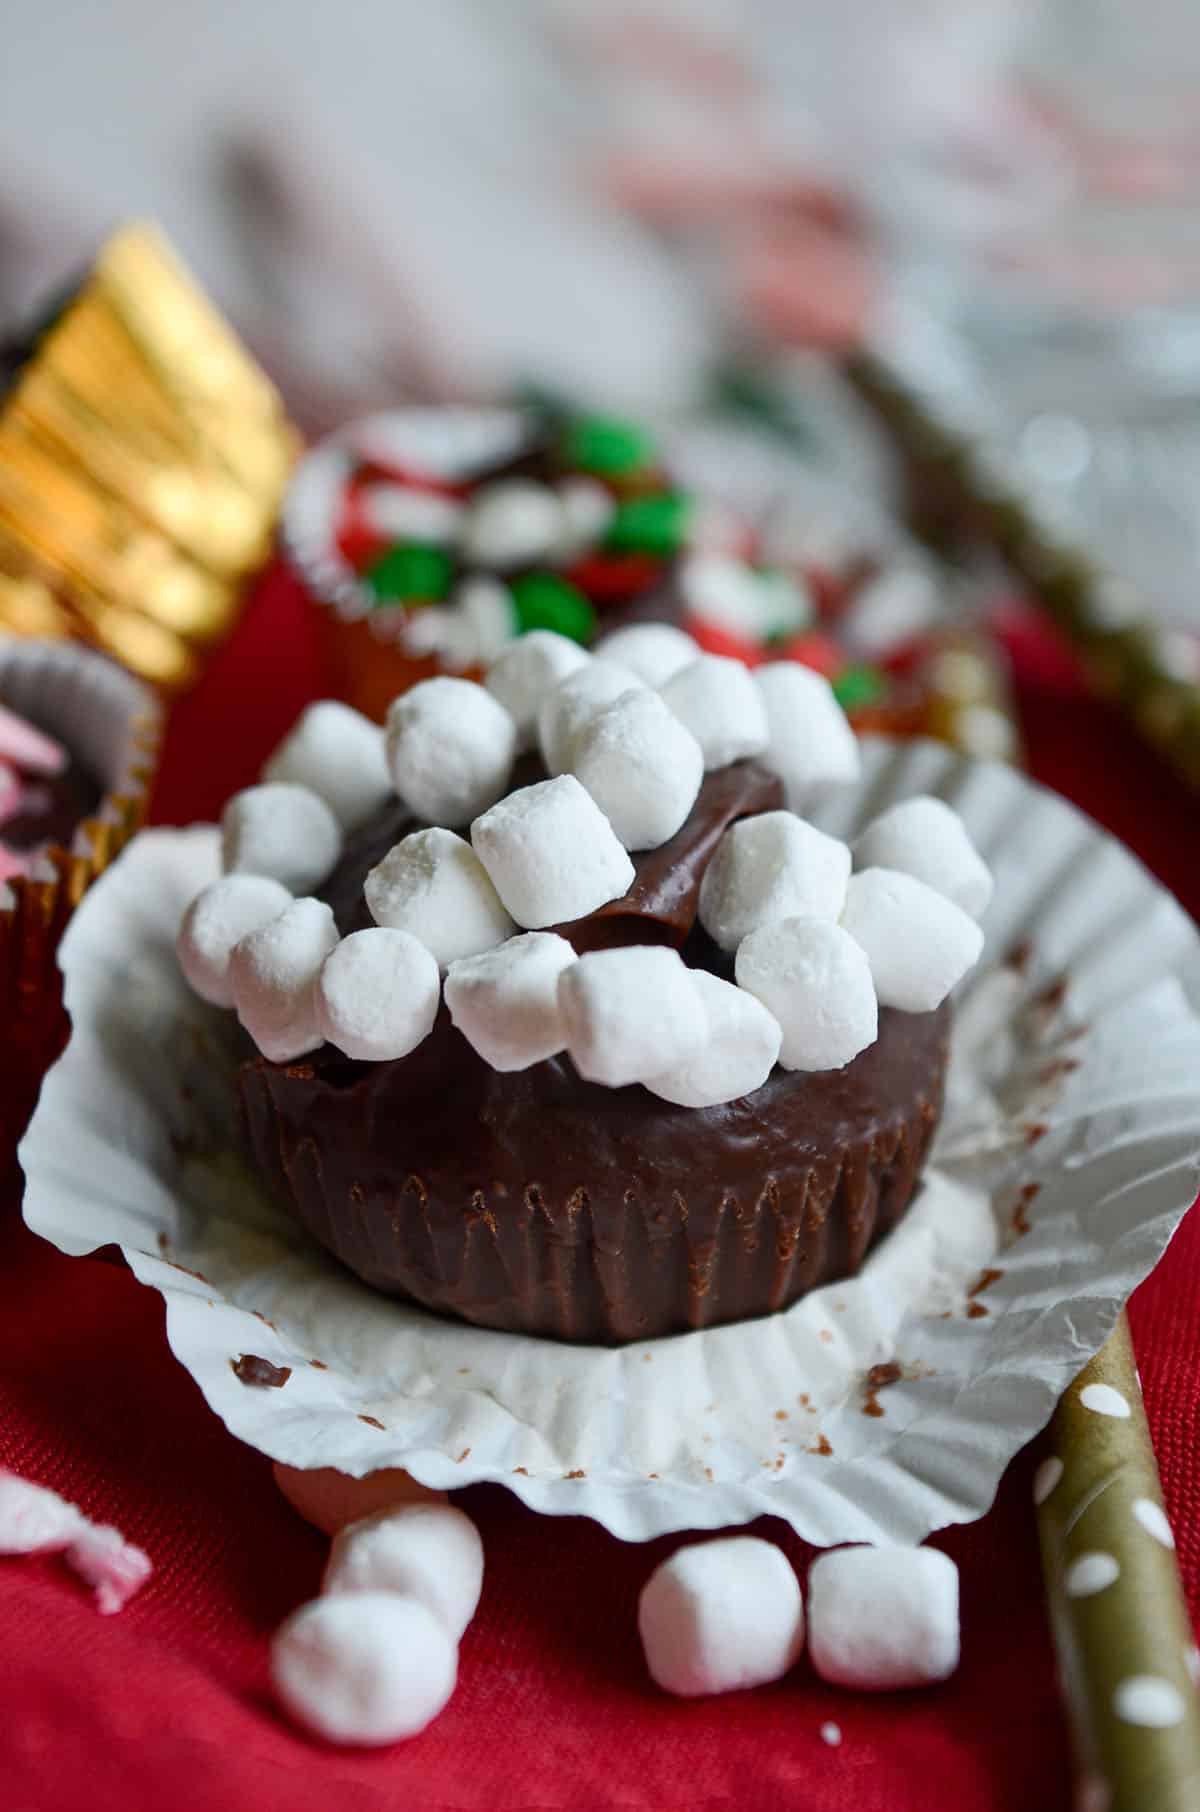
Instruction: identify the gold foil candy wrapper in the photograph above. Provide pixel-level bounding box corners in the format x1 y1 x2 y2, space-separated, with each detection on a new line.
0 638 161 1165
0 222 298 688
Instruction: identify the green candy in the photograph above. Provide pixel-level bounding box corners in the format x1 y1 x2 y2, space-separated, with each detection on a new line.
510 572 595 645
603 493 691 559
833 664 886 711
562 413 656 478
365 542 454 605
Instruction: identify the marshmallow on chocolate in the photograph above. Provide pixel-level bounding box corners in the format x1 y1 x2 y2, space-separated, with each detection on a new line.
659 655 769 770
222 783 341 895
699 812 850 954
444 931 576 1070
365 828 515 971
263 701 392 833
840 868 983 1012
571 688 704 851
315 928 440 1061
644 971 781 1108
558 945 706 1088
537 659 645 776
754 663 860 809
853 796 993 919
177 874 293 1007
386 678 517 827
471 775 635 928
735 916 878 1072
595 622 700 687
229 897 340 1063
485 631 589 751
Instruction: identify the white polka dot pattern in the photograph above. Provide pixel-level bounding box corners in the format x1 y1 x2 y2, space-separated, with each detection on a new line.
1132 1498 1175 1550
1079 1383 1131 1419
1065 1553 1120 1598
1033 1456 1063 1506
1113 1676 1186 1728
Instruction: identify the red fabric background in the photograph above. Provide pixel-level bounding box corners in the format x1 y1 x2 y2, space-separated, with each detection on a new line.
3 570 1198 1812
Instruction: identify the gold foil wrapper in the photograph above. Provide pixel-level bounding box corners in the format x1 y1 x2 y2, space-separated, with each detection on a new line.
0 640 161 1167
0 222 298 688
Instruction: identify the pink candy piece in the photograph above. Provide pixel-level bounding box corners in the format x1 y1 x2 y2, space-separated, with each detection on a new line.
0 1468 151 1614
0 703 68 777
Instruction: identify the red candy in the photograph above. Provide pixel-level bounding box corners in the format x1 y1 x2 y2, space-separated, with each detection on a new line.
564 552 665 602
771 631 844 678
686 618 764 667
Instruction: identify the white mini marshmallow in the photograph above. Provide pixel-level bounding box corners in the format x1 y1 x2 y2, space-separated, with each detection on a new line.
359 483 464 544
444 931 576 1070
595 622 700 687
735 916 877 1072
444 576 517 671
680 552 772 642
460 478 565 569
315 928 440 1061
263 700 392 833
471 775 635 928
840 868 984 1012
385 677 517 827
660 655 770 770
177 875 293 1007
638 1537 805 1698
572 689 703 851
754 662 861 809
229 897 339 1062
853 796 993 919
323 1504 484 1642
556 475 614 557
841 562 940 661
537 658 646 776
558 945 706 1087
699 811 851 954
365 828 515 970
644 971 780 1108
484 631 590 750
808 1546 960 1690
222 783 341 894
271 1592 456 1746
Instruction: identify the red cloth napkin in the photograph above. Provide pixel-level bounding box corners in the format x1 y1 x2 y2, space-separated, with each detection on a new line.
2 573 1197 1812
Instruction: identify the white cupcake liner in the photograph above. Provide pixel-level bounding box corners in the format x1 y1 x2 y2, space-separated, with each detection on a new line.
20 739 1200 1545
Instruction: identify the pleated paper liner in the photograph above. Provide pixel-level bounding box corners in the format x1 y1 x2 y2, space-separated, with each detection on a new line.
0 222 298 688
0 639 161 1165
20 739 1200 1544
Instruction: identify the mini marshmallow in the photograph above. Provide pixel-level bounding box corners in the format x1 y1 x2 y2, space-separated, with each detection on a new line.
556 475 614 557
840 562 941 660
262 700 392 833
229 897 340 1063
385 678 517 828
699 812 850 954
177 874 293 1006
271 1592 457 1746
840 868 984 1012
680 552 773 642
460 477 565 569
471 775 635 928
444 931 576 1070
0 1468 151 1615
595 622 700 687
808 1546 960 1690
323 1503 484 1642
365 828 515 970
638 1537 805 1698
754 662 861 809
852 796 993 919
571 689 703 851
359 483 464 544
660 655 769 770
315 928 440 1061
537 658 646 775
445 576 518 670
485 630 590 750
644 971 781 1108
558 945 706 1087
222 783 341 894
735 916 877 1072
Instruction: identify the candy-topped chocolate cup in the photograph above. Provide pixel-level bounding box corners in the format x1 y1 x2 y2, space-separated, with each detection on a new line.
237 759 952 1344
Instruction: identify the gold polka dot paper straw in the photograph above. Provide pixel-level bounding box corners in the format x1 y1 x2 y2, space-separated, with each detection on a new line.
1035 1312 1200 1812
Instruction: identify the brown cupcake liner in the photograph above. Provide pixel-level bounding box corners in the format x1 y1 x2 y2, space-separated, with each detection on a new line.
0 639 161 1164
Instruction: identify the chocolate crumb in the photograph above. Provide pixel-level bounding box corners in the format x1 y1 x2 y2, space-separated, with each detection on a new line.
642 1353 653 1363
798 1392 810 1407
647 1472 659 1479
1035 976 1068 1014
231 1354 291 1389
862 1396 886 1418
809 1434 833 1456
513 1466 529 1476
1013 1180 1041 1237
775 1409 789 1421
566 1468 586 1479
1006 937 1034 974
456 1447 471 1462
1038 1057 1080 1085
971 1267 1004 1296
704 1467 714 1481
251 1310 277 1329
819 1328 833 1344
157 1232 169 1255
967 1301 990 1318
867 1361 903 1391
1024 1122 1049 1145
310 1359 328 1370
357 1414 385 1430
456 1366 471 1375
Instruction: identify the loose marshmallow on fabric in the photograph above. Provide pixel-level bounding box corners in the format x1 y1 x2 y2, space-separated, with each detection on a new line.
595 621 699 687
0 1468 151 1615
698 812 851 954
271 1592 456 1746
853 796 993 919
460 478 565 569
262 700 392 833
537 658 646 776
229 897 340 1063
444 931 576 1070
558 945 706 1088
736 916 878 1072
644 971 781 1108
222 783 341 894
840 868 984 1012
754 662 860 810
659 655 769 770
471 775 635 928
177 874 293 1007
323 1504 483 1642
808 1546 960 1690
315 928 440 1061
638 1537 805 1698
385 677 517 827
365 828 515 971
484 631 589 751
571 689 704 851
